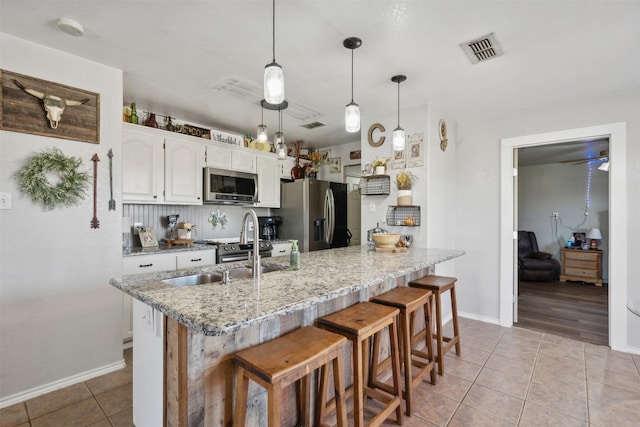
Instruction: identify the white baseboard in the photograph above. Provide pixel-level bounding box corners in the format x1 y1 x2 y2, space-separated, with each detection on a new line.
0 359 126 409
458 311 501 325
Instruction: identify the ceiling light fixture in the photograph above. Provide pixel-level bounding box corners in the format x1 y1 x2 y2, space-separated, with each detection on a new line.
343 37 362 133
264 0 284 105
275 108 287 160
391 74 407 151
256 103 267 143
57 17 85 37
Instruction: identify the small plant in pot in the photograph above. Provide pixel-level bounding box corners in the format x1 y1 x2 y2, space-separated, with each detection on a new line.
396 170 416 205
372 158 388 175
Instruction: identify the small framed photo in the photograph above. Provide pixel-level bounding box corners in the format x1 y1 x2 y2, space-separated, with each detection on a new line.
319 148 331 165
329 157 341 173
139 226 159 248
350 150 361 160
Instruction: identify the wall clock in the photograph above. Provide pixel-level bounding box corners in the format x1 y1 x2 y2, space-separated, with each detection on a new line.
439 119 448 151
368 123 386 147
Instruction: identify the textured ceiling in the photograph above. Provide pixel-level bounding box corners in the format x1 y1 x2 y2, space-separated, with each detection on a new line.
1 1 639 150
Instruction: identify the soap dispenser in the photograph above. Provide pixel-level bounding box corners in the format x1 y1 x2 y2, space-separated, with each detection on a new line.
289 240 300 270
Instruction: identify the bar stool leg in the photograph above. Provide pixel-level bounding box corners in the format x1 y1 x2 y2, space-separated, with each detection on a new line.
424 294 437 384
296 376 311 426
388 319 404 425
399 308 413 415
333 351 348 427
234 367 249 427
268 384 282 427
451 286 461 355
353 338 365 427
433 292 445 375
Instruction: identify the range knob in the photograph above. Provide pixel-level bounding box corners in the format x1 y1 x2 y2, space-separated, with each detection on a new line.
230 245 236 251
223 245 229 252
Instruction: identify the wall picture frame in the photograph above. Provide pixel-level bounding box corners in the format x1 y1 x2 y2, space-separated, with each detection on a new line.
319 148 331 165
329 157 341 173
139 226 159 248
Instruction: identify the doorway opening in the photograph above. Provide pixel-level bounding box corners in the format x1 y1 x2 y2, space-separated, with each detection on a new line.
514 139 609 345
500 122 628 350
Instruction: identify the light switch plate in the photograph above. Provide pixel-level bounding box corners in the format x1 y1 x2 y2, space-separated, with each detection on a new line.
0 192 12 210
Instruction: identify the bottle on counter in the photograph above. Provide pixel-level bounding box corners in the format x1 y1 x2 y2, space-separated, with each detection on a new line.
130 103 138 124
289 239 300 270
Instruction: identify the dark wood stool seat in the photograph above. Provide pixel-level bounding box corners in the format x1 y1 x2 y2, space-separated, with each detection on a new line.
317 302 403 427
233 326 348 427
409 275 460 375
370 286 437 415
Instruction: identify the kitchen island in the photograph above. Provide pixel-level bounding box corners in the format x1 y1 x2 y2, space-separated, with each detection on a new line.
110 246 464 426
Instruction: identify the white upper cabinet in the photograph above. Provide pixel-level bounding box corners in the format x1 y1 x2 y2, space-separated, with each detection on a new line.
122 125 164 203
231 149 256 173
256 156 280 208
204 143 232 169
279 157 296 180
164 137 205 205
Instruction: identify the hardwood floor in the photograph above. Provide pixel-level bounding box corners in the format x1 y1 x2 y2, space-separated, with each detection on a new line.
515 280 608 346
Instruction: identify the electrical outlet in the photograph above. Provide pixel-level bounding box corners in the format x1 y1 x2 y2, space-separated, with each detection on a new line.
133 222 143 234
552 212 559 218
0 192 11 210
369 201 376 212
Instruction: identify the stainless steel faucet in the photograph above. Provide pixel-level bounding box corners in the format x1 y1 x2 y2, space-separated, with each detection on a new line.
240 209 260 279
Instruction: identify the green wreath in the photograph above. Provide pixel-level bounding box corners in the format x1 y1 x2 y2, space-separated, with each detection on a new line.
15 147 91 211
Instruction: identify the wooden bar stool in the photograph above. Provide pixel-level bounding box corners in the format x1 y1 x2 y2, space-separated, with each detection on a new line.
317 302 403 427
370 286 437 416
409 275 460 375
233 326 348 427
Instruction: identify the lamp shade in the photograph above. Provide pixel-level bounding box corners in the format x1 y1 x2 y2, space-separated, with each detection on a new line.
264 62 285 104
587 228 602 240
345 101 360 132
392 126 405 151
256 124 268 143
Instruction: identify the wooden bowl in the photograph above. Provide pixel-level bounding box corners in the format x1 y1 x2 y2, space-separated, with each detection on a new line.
372 233 401 249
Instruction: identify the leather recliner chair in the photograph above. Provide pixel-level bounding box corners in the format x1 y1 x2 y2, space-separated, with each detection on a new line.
518 231 561 282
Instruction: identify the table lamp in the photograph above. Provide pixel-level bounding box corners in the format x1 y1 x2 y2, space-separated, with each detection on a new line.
587 227 602 250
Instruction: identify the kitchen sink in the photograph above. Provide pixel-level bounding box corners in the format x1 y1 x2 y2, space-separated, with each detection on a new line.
162 265 283 286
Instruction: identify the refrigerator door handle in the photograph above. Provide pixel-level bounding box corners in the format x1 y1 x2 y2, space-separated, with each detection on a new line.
325 189 335 245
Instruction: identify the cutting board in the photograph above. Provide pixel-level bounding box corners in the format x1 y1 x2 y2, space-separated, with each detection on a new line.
165 239 194 247
375 246 408 253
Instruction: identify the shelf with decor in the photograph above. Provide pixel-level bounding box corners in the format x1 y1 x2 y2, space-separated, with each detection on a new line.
359 175 390 195
386 205 421 226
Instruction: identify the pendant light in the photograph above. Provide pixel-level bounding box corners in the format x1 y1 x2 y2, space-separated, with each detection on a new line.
391 75 407 151
264 0 284 105
274 109 287 159
256 102 268 143
343 37 362 133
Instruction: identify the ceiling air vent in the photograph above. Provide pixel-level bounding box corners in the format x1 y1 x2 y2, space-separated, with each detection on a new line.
301 121 326 130
211 77 325 123
461 33 503 64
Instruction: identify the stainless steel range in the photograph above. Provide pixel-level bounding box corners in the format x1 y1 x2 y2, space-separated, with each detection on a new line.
202 237 273 264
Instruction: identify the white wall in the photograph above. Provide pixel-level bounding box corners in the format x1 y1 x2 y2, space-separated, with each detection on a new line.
456 89 640 352
519 162 609 279
0 34 124 404
316 140 360 183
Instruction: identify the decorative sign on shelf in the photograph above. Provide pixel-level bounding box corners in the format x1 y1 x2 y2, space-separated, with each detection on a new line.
1 70 100 144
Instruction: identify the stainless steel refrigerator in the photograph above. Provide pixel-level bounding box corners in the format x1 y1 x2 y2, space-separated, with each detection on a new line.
277 179 349 252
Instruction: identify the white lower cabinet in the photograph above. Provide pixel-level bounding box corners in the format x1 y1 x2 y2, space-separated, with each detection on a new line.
122 249 215 342
133 299 164 427
271 241 292 257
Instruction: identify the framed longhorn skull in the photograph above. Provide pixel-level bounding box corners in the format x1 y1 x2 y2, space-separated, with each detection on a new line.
1 70 100 144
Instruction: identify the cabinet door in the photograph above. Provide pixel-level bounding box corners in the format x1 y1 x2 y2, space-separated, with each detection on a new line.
164 137 205 205
123 253 177 275
232 150 256 173
205 143 232 169
256 156 281 208
122 126 164 203
279 157 296 180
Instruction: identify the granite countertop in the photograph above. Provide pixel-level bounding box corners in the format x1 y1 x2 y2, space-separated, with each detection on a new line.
110 246 464 336
123 242 215 257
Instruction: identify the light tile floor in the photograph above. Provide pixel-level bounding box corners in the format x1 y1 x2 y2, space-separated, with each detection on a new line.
2 318 639 426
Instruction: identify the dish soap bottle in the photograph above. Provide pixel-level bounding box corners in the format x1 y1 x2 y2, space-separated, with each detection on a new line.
289 240 300 270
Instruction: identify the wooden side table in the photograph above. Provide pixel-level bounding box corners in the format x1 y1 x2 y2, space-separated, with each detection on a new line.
559 248 603 286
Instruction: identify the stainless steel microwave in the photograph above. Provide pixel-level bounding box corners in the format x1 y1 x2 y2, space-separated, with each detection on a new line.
203 167 257 204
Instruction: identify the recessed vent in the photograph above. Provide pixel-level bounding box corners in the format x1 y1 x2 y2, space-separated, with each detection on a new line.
461 33 503 64
211 77 325 123
301 121 326 130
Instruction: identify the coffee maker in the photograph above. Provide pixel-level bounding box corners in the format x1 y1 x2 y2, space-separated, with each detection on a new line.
258 216 282 241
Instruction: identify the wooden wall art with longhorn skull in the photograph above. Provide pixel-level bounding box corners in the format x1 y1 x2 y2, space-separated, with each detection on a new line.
0 70 100 144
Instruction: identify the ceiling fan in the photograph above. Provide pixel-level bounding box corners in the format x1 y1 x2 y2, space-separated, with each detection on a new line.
559 150 609 165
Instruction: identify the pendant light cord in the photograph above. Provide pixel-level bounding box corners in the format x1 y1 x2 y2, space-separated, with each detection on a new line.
350 49 354 102
272 0 276 62
397 81 401 127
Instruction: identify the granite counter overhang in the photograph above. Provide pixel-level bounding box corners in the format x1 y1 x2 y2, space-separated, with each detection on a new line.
110 246 464 336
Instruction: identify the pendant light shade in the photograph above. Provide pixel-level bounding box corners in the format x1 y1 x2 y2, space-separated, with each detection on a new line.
391 74 407 151
264 0 284 105
256 103 268 143
343 37 362 133
275 109 287 159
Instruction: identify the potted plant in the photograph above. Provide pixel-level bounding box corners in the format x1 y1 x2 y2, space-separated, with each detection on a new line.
372 158 388 175
395 170 416 205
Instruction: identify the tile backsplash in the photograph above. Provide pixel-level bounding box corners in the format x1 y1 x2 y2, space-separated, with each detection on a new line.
123 204 271 248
